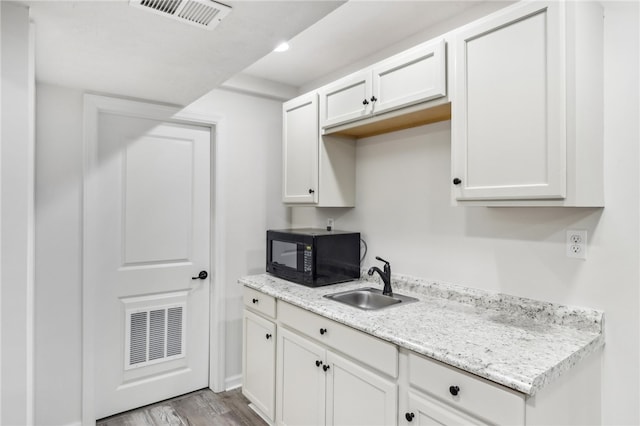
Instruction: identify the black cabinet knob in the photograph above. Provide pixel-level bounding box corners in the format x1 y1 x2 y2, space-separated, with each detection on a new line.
449 385 460 396
362 99 370 105
370 96 377 102
319 328 327 335
322 364 330 372
308 188 315 194
192 270 208 280
265 333 272 339
315 360 323 367
452 178 462 185
252 298 258 304
405 412 415 422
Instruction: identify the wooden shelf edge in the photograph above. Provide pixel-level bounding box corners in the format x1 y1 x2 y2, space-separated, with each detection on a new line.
325 102 452 139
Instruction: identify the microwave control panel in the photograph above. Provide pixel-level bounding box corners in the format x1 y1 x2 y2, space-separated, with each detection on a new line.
303 245 313 272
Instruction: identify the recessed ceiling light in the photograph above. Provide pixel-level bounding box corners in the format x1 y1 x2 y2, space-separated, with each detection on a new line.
274 42 290 53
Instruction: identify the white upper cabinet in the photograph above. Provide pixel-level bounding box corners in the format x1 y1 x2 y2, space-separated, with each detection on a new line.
282 93 356 207
451 1 604 206
319 38 447 131
282 93 318 204
319 70 372 129
372 39 446 116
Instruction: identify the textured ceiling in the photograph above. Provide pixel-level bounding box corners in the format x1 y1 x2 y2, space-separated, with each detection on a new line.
24 0 344 105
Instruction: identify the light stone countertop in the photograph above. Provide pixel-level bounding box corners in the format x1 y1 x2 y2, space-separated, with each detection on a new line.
239 272 604 396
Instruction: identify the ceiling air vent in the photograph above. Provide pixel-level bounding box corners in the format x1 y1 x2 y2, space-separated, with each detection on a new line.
130 0 231 30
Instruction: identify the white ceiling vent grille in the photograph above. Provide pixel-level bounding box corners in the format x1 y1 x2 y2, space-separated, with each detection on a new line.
130 0 231 30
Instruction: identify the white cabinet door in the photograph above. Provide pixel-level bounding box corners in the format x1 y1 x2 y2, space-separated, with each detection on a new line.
406 390 490 426
282 93 318 203
242 310 276 422
319 70 372 128
326 351 397 426
373 39 446 116
277 328 326 426
452 1 565 201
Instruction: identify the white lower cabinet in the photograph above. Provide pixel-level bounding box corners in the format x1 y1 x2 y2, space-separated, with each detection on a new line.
326 351 397 426
243 310 276 423
277 328 326 426
276 327 397 426
242 288 277 424
243 287 600 426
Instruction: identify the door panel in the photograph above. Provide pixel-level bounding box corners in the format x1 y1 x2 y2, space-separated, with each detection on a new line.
123 135 193 264
326 351 397 426
373 39 446 115
243 310 276 421
89 113 211 419
277 328 326 426
452 2 565 200
319 70 372 128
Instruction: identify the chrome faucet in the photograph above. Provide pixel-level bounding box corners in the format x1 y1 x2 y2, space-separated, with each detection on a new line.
368 256 393 296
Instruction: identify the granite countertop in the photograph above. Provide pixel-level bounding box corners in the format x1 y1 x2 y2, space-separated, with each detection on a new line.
239 272 604 396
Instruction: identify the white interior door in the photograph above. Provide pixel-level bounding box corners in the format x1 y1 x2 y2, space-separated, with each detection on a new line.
86 112 211 419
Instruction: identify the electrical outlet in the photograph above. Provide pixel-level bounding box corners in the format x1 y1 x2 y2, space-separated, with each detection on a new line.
566 230 587 259
327 218 335 231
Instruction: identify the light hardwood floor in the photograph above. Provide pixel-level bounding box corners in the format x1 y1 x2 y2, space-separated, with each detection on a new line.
97 388 268 426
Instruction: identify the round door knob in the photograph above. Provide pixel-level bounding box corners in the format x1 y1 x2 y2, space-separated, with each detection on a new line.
315 360 323 367
319 328 327 335
252 298 258 304
322 364 330 372
362 99 369 105
449 385 460 396
370 96 377 102
405 412 415 422
265 333 272 339
452 178 462 185
192 270 208 280
308 188 315 194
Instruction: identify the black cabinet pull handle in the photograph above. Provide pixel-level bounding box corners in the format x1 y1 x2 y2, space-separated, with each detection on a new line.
405 412 415 422
362 99 369 105
265 333 272 339
308 188 315 194
449 385 460 396
192 270 208 280
452 178 462 185
319 328 327 335
252 298 258 304
370 96 377 102
315 360 322 367
322 364 330 372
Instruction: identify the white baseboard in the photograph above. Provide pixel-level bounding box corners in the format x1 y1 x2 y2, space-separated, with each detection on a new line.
62 422 82 426
225 374 242 391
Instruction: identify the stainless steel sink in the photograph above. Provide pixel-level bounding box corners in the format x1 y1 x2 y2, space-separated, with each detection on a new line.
324 287 418 311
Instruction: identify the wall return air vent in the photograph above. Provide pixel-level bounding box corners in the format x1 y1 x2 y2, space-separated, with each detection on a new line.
130 0 231 30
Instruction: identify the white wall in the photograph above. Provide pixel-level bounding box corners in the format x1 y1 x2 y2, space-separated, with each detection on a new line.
183 90 289 386
292 2 640 424
1 3 35 425
34 85 286 424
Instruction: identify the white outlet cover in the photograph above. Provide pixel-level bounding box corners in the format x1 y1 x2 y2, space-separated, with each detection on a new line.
566 229 587 259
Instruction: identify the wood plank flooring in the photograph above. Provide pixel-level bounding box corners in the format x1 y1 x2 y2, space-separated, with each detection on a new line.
97 388 268 426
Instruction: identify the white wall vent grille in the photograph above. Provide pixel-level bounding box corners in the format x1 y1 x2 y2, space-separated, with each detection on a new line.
125 303 186 370
130 0 231 30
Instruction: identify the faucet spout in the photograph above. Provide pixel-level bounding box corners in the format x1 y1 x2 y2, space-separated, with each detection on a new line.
368 257 393 296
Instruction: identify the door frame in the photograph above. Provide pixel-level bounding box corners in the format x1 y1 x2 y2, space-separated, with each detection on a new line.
81 94 225 425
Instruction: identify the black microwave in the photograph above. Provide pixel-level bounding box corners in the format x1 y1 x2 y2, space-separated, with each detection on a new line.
266 228 360 287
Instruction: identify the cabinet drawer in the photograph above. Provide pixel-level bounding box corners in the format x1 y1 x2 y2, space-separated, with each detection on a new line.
243 287 276 319
408 353 524 425
279 302 397 378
